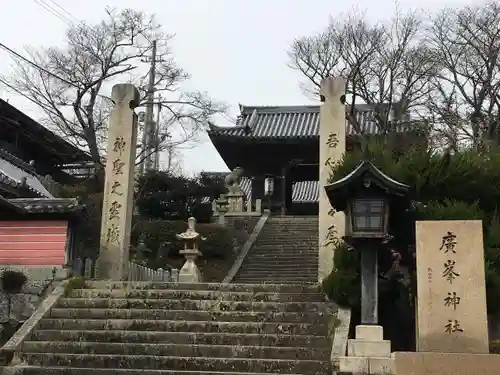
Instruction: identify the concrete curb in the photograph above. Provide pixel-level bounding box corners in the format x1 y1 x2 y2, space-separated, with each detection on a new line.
331 306 352 372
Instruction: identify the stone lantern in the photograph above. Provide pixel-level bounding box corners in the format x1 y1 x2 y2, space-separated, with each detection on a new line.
325 160 410 324
325 161 410 374
177 217 203 283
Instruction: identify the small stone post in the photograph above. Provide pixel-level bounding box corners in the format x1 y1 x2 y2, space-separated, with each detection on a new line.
97 83 140 280
177 217 203 282
215 194 228 225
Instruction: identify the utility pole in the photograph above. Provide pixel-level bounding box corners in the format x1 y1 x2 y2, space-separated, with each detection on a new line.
153 96 162 170
140 40 159 175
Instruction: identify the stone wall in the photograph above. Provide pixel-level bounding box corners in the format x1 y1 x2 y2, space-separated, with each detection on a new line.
0 266 68 281
0 280 54 341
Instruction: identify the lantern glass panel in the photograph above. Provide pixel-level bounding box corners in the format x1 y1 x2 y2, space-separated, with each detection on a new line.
352 198 385 232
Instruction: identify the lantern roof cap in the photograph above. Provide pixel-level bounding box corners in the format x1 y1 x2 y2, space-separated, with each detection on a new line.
325 160 410 211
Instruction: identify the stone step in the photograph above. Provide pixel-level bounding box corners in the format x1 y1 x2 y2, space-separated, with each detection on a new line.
241 257 318 262
22 341 329 360
233 273 317 278
231 278 318 283
82 282 320 293
240 261 317 267
31 330 329 347
237 264 317 270
56 299 328 312
69 289 325 302
234 271 317 278
37 319 326 335
238 257 318 271
241 254 316 258
258 231 317 235
9 368 302 375
263 220 317 223
237 262 317 267
252 243 317 247
262 231 317 233
244 251 318 256
258 235 317 238
251 242 316 246
21 353 329 374
247 243 317 248
233 279 318 284
261 223 317 227
49 308 328 324
233 274 317 279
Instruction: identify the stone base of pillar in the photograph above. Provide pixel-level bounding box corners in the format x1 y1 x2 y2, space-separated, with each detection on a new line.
178 249 202 283
227 192 245 213
95 256 127 281
393 352 500 375
338 325 394 374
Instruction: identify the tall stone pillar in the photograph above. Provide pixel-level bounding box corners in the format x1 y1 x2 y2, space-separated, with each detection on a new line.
318 77 346 282
98 83 140 280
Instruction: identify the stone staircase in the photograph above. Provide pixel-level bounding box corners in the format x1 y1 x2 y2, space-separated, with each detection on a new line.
12 281 336 375
233 216 319 284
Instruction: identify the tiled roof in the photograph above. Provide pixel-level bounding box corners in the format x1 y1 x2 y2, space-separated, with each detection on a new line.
8 198 84 214
202 177 319 204
0 150 53 198
239 177 319 203
0 99 92 163
208 104 415 139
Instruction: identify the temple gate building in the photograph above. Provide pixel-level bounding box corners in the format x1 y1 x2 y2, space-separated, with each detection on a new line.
208 103 425 215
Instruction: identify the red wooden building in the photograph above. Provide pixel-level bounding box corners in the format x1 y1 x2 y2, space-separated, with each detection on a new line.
0 99 89 278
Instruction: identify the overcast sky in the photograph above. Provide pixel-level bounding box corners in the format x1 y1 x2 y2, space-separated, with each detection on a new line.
0 0 476 175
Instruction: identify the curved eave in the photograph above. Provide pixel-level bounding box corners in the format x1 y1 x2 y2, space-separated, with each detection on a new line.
7 198 86 218
208 130 318 143
325 161 410 210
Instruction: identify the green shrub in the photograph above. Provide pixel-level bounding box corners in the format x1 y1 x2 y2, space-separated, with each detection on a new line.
490 340 500 354
322 244 360 309
327 140 500 316
414 199 485 221
196 223 235 259
132 219 234 261
1 270 27 294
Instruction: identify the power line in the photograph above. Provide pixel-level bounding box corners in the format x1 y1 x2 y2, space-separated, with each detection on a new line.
0 42 75 87
31 0 74 25
0 76 49 108
0 42 111 102
45 0 80 24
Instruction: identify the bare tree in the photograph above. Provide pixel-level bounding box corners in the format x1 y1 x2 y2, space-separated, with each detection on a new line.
289 8 435 135
6 8 226 177
426 2 500 150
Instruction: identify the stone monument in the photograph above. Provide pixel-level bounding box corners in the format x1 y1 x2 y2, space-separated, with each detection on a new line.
177 217 203 283
414 220 488 353
97 83 139 280
318 77 346 281
394 220 499 375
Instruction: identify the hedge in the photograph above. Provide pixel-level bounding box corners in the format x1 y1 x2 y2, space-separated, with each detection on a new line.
131 219 235 261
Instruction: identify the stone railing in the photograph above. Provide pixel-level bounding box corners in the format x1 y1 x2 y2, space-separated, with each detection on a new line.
71 257 179 282
212 195 262 226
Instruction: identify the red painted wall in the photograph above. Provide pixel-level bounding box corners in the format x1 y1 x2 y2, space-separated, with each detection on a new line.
0 221 68 265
